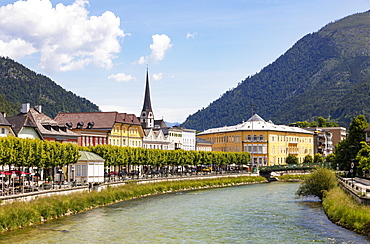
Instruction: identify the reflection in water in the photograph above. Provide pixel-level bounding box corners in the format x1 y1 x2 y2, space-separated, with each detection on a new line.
0 182 369 243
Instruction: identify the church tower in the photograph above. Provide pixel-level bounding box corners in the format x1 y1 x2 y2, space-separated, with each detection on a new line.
140 68 154 128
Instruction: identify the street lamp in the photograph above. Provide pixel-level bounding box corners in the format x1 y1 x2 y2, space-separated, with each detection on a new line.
58 168 63 189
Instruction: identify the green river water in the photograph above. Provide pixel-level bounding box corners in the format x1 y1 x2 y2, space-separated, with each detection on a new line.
0 182 369 243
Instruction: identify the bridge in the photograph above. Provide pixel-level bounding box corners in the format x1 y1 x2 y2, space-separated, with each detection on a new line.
258 163 331 180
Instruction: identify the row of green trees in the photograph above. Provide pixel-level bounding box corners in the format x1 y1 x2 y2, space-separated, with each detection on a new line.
86 144 250 168
0 137 251 171
0 137 80 169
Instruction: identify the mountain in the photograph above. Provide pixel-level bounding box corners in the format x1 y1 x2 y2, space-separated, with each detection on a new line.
0 57 100 117
182 11 370 131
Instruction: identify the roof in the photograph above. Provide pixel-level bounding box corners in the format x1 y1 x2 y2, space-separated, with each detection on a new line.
196 137 213 145
198 114 314 135
28 108 79 137
0 113 11 126
7 112 39 135
78 151 105 162
54 112 141 130
142 68 153 112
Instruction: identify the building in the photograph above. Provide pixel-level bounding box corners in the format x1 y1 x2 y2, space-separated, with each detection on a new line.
320 127 347 149
182 128 196 151
196 137 213 151
197 114 314 166
138 68 196 151
139 68 170 149
0 112 15 137
304 127 333 156
55 112 143 147
6 110 43 139
10 103 79 143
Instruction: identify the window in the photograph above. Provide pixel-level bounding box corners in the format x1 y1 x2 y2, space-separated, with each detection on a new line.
259 135 264 141
1 128 5 134
247 135 251 141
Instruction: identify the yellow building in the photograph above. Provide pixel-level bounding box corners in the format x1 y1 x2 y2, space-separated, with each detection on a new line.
197 114 314 166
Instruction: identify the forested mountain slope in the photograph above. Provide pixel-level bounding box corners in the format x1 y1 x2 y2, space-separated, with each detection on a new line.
182 11 370 131
0 57 100 117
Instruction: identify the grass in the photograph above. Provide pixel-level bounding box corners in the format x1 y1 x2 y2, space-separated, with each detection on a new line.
0 175 266 233
322 186 370 236
276 174 310 181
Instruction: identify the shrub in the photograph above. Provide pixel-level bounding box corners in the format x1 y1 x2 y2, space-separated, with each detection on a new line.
296 168 337 200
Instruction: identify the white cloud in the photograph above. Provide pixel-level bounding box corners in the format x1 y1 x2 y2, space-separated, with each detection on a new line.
137 34 172 64
152 73 163 81
0 0 125 73
186 32 198 39
108 73 136 82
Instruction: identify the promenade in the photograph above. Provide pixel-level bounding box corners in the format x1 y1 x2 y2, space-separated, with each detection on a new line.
0 171 258 204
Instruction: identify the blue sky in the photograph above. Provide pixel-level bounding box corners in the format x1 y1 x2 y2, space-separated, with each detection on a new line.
0 0 369 123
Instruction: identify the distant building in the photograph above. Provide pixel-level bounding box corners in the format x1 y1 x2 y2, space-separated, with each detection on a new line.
197 114 314 166
55 112 143 147
304 127 346 154
138 68 196 151
196 137 213 151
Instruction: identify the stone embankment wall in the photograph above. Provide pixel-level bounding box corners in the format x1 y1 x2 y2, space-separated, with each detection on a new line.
337 176 370 206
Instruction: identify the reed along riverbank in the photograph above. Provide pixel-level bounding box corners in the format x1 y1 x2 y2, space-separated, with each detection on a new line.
0 175 266 233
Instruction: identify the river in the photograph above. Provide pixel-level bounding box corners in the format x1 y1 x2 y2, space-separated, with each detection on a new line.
0 182 369 243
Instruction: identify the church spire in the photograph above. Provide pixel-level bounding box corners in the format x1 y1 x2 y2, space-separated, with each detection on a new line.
140 67 154 128
142 67 152 111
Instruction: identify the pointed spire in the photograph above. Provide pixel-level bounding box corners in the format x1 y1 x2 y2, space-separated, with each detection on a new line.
142 66 153 112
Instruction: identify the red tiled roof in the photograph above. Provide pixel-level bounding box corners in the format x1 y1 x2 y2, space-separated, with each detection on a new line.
54 112 141 129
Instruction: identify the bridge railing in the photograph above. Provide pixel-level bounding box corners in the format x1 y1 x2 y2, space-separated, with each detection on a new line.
259 162 331 172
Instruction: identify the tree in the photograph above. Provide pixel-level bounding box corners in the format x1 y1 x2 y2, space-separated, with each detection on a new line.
314 153 324 164
335 115 369 171
286 154 298 164
296 168 337 200
303 154 313 164
356 141 370 172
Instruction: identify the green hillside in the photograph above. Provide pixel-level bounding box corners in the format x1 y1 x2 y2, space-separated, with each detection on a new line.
182 11 370 131
0 57 100 117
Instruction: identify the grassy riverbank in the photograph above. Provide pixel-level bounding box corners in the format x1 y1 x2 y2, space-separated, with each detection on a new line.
0 175 266 233
276 174 310 181
322 186 370 236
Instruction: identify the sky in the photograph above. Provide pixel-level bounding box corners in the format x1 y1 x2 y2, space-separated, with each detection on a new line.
0 0 369 123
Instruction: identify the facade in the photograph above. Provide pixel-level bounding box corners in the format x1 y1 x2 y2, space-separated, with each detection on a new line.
304 127 334 156
0 112 15 137
55 112 143 147
142 129 169 150
197 114 314 166
68 151 105 184
182 128 196 151
168 127 183 150
196 137 213 151
320 127 347 149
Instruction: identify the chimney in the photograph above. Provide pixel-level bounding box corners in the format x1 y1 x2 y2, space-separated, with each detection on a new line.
34 105 42 113
1 112 6 117
20 103 30 113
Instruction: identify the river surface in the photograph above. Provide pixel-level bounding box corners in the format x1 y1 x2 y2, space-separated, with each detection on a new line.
0 182 369 244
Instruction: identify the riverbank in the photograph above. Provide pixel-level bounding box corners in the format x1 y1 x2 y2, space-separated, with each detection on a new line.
0 175 266 233
322 186 370 236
